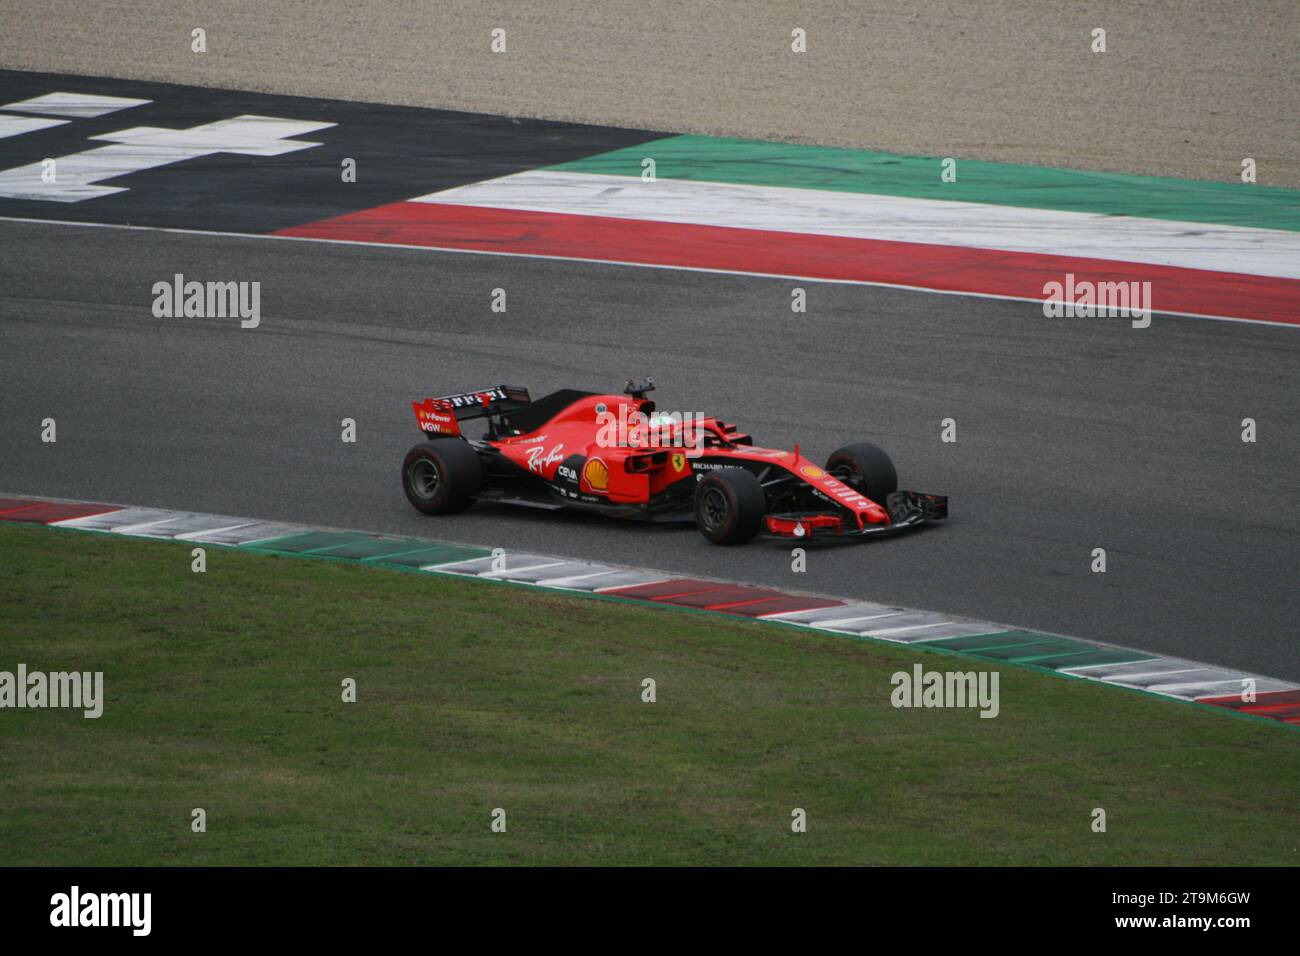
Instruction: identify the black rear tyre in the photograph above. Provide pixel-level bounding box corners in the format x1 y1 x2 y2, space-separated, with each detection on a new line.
402 439 483 515
826 442 898 505
694 468 766 545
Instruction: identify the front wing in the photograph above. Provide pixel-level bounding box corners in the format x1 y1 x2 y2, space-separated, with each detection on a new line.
763 490 948 539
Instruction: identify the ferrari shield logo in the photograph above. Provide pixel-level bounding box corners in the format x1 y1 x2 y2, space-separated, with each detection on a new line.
672 452 686 473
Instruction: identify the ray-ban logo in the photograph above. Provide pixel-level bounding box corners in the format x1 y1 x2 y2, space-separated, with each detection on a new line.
0 664 103 718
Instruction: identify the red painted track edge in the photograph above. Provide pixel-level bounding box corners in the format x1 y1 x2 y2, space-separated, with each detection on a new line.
275 202 1300 326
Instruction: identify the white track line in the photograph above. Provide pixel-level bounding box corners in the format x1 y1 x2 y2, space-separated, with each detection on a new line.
790 611 905 629
1 215 1294 329
479 560 572 580
173 522 260 540
864 621 951 637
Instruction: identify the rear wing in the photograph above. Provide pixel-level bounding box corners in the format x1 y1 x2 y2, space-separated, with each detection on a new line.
412 385 531 437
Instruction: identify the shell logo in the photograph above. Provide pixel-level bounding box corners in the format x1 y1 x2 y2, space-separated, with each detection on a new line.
800 465 826 479
582 457 609 492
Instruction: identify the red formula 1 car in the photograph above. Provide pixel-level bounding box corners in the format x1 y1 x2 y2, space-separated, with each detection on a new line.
400 379 947 545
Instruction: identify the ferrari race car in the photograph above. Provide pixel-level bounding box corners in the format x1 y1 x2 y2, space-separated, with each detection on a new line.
401 379 947 545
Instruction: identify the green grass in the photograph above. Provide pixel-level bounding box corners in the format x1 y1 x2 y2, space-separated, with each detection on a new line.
0 522 1295 866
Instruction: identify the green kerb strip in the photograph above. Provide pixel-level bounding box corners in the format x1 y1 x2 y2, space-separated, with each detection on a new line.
552 134 1300 232
923 631 1153 669
240 532 489 568
924 631 1057 653
241 531 373 554
364 544 491 568
306 537 445 560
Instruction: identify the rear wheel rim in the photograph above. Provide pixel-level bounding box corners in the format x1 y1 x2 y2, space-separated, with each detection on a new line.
700 487 729 530
409 457 441 501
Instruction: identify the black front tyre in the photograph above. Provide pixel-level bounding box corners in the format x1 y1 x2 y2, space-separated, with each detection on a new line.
826 442 898 505
402 439 483 515
694 468 766 545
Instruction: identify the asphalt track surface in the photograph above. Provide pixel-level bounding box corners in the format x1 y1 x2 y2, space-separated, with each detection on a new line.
0 69 663 231
3 218 1297 681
